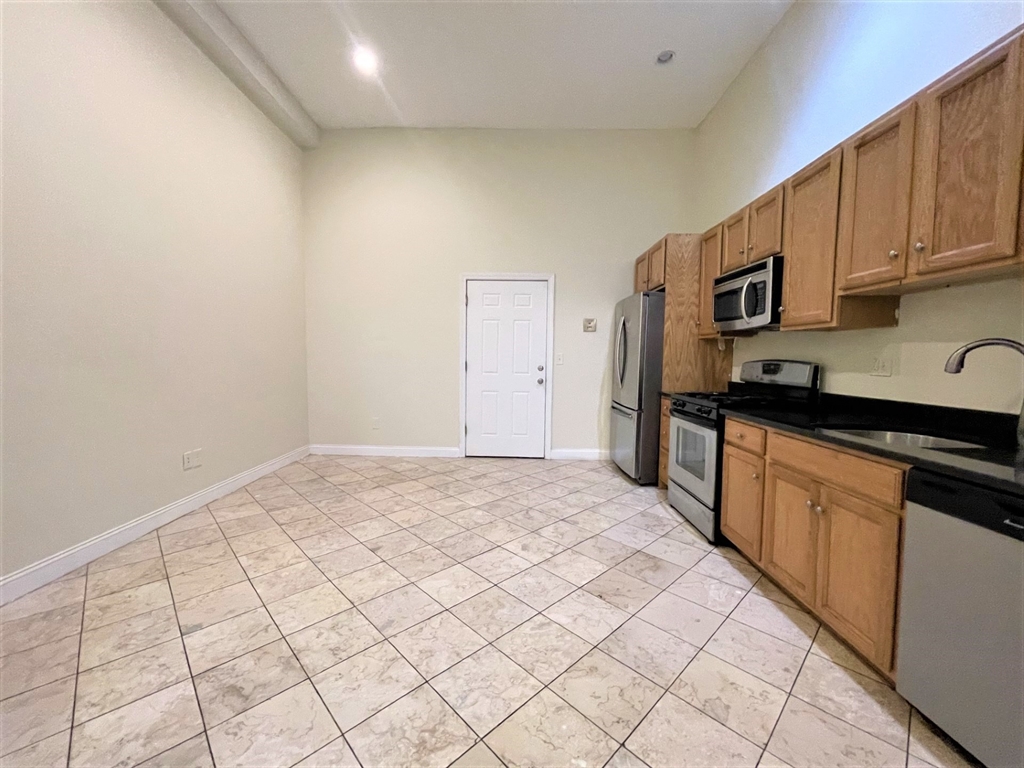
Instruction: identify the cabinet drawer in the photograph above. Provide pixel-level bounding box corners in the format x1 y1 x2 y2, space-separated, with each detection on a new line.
768 432 905 509
724 418 766 455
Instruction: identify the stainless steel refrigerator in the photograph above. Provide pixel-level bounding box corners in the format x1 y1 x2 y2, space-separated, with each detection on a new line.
610 291 664 484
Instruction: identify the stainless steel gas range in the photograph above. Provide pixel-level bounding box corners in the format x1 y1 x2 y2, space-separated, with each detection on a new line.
667 359 820 542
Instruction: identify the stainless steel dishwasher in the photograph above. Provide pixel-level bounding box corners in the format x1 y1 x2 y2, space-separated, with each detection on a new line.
897 468 1024 767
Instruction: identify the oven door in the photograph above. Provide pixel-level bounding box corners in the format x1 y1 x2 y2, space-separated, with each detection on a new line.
668 414 718 508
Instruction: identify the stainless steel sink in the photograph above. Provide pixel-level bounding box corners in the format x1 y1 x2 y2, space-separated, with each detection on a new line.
819 429 988 451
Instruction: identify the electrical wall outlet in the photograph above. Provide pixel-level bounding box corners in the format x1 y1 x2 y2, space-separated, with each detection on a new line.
556 353 564 365
182 448 203 471
871 354 894 377
371 417 380 431
582 319 597 332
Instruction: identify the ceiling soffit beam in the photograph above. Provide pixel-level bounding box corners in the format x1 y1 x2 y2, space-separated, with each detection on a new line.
156 0 320 148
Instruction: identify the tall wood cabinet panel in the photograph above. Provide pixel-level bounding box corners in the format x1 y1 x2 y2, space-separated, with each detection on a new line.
658 396 670 489
634 253 649 293
697 226 723 339
648 240 667 289
721 445 765 561
909 32 1024 278
748 185 785 262
722 209 750 273
815 486 901 671
837 103 917 291
781 148 843 328
762 463 820 605
662 234 732 392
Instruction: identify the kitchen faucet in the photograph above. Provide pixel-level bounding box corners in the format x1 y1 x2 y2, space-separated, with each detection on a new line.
944 338 1024 449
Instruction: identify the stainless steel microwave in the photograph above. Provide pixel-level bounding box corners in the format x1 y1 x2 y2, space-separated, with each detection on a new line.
712 255 783 332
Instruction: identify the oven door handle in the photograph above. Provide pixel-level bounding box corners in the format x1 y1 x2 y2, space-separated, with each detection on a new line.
739 277 753 323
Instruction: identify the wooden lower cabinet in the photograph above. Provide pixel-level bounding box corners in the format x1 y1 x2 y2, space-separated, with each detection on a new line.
816 487 901 671
761 464 821 606
658 396 670 489
720 445 765 560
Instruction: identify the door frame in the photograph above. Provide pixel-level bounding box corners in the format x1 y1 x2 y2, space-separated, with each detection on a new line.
459 273 555 459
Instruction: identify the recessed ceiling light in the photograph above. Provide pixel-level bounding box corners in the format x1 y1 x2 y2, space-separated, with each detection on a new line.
352 45 378 76
656 50 675 65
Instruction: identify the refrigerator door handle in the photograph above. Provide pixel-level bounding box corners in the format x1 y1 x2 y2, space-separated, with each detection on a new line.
614 316 627 387
611 402 634 419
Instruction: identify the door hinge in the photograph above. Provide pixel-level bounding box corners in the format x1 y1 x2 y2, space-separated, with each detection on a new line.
465 361 468 371
465 424 468 435
465 294 468 306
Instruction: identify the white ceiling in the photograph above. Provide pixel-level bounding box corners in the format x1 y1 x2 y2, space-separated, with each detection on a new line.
215 1 793 130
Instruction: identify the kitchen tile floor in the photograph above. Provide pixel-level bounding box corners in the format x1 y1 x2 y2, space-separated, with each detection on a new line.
0 455 979 768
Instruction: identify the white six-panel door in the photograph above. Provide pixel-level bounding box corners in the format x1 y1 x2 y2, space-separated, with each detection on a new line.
465 280 548 458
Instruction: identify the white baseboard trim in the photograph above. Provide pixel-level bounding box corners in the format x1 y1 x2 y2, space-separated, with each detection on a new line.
548 448 609 461
0 445 309 605
310 445 462 458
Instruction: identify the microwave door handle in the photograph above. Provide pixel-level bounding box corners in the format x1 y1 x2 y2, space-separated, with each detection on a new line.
739 278 753 323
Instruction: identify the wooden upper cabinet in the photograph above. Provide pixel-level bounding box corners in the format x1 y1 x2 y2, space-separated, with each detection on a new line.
837 103 917 291
648 240 667 289
909 32 1024 276
748 185 785 262
634 253 649 293
721 445 766 562
781 148 843 328
698 225 722 338
722 209 749 273
815 487 901 672
762 463 820 605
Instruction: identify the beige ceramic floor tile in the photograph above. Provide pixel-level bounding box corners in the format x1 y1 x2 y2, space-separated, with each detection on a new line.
606 746 653 768
345 517 402 542
176 581 262 634
294 736 360 767
365 530 428 560
636 591 726 646
572 535 637 566
168 558 246 603
494 614 592 684
732 592 819 650
501 533 566 564
432 646 542 735
183 608 282 674
0 729 70 767
83 580 172 632
359 584 444 636
450 587 536 641
544 589 630 644
294 528 360 558
85 558 166 600
266 582 352 635
228 526 292 557
237 541 308 578
616 551 686 588
450 741 504 768
535 520 594 547
388 546 457 580
286 608 384 676
163 540 234 577
0 676 75 756
333 562 408 604
667 571 748 615
390 612 486 679
551 648 663 741
0 635 80 700
250 560 326 603
598 617 699 688
791 654 909 749
626 692 762 768
134 733 213 768
74 638 190 724
311 641 423 730
0 604 82 658
217 512 277 540
78 605 179 671
464 548 532 582
583 568 660 613
809 626 883 682
159 525 225 556
641 538 705 569
705 619 809 690
485 688 617 768
69 680 203 768
434 531 496 561
671 651 788 746
194 638 306 726
766 697 907 768
206 681 339 768
416 564 492 608
347 684 476 768
89 539 163 574
538 549 608 586
313 544 382 580
693 552 761 589
499 566 576 611
158 509 217 536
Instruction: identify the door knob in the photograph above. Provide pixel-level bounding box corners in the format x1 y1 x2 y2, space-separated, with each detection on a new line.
537 365 544 372
537 378 545 385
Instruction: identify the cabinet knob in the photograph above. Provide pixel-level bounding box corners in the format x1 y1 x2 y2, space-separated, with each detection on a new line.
814 505 824 514
736 432 744 439
806 500 813 508
914 241 926 252
747 244 753 251
778 307 786 313
752 473 759 480
888 249 899 259
739 248 746 255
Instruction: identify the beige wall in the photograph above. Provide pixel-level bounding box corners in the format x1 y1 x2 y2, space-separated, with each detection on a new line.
2 1 308 575
304 129 697 453
696 0 1024 412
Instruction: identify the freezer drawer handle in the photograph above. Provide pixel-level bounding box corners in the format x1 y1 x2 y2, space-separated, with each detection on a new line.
611 403 634 419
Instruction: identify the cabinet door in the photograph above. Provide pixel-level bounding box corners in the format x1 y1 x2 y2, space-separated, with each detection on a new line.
634 253 649 293
781 148 842 327
721 445 765 562
722 208 749 273
815 487 901 671
748 186 784 262
698 226 722 338
910 33 1024 275
648 240 667 289
762 463 820 605
837 103 916 290
658 397 670 488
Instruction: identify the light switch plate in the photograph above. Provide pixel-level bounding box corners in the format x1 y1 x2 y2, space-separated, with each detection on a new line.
583 319 597 332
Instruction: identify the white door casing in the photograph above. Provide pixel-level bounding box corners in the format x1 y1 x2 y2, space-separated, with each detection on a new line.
465 279 548 458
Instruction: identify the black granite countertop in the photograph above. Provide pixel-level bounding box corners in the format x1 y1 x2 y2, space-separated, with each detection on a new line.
720 394 1024 497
